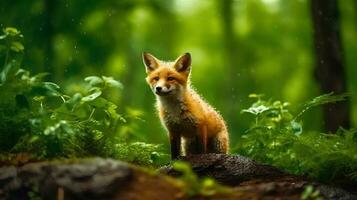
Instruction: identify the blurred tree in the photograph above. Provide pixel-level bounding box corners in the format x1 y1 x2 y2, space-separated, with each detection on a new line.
311 0 350 132
43 0 55 79
219 0 238 128
220 0 235 85
219 0 237 120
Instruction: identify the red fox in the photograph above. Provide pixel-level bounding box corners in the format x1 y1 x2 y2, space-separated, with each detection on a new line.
143 52 229 159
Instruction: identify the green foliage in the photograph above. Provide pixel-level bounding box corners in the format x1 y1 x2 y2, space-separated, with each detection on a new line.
0 28 167 165
237 94 357 183
173 161 232 197
301 185 323 200
295 92 349 121
105 142 170 165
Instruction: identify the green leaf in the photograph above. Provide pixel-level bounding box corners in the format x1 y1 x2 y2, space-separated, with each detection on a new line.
89 97 108 108
59 120 75 134
241 105 270 115
42 82 61 96
33 96 45 102
43 82 60 90
84 76 103 86
173 161 197 180
4 27 20 36
10 41 24 52
291 121 302 136
295 92 349 120
248 93 264 99
82 90 102 102
66 93 83 110
106 102 125 122
15 68 30 77
0 62 15 85
301 185 315 199
102 76 123 88
303 92 349 108
32 72 49 82
4 27 21 36
44 125 57 135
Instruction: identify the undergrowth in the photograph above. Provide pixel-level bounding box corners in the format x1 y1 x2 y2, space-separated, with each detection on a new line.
0 27 168 166
237 93 357 184
172 161 232 197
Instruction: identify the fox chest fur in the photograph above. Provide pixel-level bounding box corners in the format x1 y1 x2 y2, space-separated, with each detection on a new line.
158 98 199 138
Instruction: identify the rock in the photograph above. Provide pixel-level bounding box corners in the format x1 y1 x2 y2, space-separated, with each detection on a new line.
161 154 288 185
0 166 19 194
317 185 357 200
161 154 357 200
0 158 132 199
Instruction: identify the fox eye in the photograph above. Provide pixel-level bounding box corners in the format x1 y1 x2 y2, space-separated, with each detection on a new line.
167 77 175 81
153 77 159 81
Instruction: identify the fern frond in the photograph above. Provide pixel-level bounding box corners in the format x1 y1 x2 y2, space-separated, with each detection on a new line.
294 92 349 120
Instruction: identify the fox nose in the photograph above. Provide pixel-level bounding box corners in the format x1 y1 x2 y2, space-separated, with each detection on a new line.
156 86 162 92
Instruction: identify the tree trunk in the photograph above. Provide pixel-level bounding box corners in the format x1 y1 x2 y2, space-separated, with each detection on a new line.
43 0 55 79
311 0 350 132
219 0 239 129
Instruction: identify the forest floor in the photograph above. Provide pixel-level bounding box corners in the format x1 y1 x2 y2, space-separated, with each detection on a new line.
0 154 356 200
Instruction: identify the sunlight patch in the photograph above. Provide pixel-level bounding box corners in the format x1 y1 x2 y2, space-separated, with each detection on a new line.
261 0 280 12
174 0 209 15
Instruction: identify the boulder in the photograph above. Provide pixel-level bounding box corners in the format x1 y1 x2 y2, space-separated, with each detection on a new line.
0 158 132 199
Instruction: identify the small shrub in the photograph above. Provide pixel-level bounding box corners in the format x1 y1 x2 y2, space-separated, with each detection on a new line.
237 93 357 183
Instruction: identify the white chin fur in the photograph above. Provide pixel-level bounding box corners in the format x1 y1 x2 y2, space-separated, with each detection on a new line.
161 87 172 93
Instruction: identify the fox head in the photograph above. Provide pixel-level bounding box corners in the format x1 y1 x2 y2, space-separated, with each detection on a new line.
143 52 191 97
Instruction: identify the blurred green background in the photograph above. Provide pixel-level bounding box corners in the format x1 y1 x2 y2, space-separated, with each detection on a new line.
1 0 356 146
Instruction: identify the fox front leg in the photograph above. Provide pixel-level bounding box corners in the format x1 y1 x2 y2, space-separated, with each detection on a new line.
197 125 208 153
169 133 181 160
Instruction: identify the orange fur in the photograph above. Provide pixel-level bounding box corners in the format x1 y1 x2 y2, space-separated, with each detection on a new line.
143 52 229 159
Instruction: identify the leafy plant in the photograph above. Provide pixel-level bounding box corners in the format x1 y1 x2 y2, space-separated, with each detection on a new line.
237 93 357 184
294 92 349 121
105 142 169 165
172 161 232 197
0 27 167 165
301 185 323 200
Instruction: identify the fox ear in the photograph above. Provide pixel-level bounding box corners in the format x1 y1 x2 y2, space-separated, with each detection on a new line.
174 53 191 73
142 52 159 73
